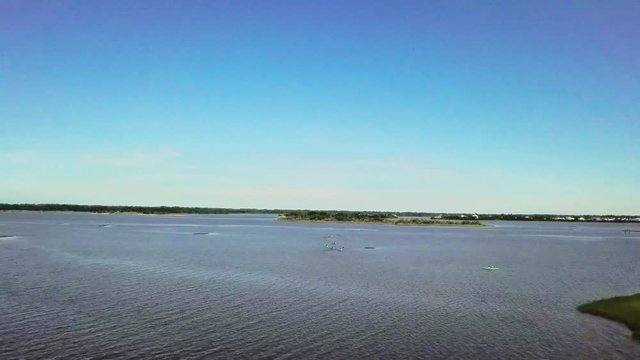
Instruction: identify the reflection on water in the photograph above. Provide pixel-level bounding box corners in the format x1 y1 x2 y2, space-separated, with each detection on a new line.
1 213 639 359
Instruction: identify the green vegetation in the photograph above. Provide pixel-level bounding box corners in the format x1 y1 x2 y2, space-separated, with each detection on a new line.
279 211 388 222
391 218 482 226
577 293 640 341
278 211 482 226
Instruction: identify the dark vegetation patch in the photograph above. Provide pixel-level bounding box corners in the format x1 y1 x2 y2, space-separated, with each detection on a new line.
577 293 640 341
279 211 482 226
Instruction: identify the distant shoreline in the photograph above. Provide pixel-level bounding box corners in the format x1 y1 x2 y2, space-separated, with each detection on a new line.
0 210 186 216
0 204 638 223
277 217 485 227
277 212 484 227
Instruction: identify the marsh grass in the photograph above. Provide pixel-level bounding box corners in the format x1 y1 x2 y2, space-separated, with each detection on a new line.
578 293 640 340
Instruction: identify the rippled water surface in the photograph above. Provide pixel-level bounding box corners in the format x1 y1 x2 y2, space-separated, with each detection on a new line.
1 212 639 359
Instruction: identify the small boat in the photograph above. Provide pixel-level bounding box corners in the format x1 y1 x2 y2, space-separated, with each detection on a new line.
483 266 499 271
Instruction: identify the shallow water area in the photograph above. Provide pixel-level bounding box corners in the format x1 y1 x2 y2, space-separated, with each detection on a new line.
1 212 639 359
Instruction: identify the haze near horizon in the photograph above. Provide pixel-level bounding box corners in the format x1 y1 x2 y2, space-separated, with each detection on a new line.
1 1 638 214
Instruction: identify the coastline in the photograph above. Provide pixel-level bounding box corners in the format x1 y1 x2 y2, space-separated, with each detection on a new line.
0 210 260 217
1 204 638 223
277 217 485 227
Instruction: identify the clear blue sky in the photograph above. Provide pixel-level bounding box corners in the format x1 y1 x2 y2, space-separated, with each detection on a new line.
1 1 638 214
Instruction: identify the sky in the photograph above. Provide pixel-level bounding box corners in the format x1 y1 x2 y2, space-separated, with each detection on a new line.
1 1 639 214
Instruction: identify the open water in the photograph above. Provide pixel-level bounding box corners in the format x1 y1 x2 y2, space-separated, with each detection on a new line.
1 212 639 359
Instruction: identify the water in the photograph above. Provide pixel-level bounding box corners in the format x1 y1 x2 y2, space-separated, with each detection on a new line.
1 212 639 359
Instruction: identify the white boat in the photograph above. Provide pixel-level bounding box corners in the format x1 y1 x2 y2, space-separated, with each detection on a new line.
483 266 499 271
